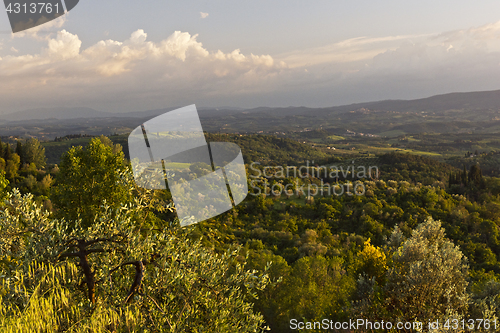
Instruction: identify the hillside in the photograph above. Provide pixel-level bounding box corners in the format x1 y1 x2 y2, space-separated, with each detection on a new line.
42 133 337 165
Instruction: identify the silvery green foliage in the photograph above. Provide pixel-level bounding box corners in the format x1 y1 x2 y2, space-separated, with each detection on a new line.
0 189 67 265
469 280 500 329
385 217 469 324
0 189 271 332
387 224 404 249
415 308 465 333
415 307 496 333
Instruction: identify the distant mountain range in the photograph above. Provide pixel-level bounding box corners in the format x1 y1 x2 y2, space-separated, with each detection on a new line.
0 106 247 122
326 89 500 113
3 89 500 122
0 107 112 121
3 89 500 138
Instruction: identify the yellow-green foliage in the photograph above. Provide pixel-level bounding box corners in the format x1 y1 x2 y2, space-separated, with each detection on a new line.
357 238 387 281
0 190 271 332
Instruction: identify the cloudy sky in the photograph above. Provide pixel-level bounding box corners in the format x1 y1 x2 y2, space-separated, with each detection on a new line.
2 0 500 114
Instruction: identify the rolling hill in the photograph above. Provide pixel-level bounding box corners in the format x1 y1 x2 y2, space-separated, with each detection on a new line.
4 89 500 138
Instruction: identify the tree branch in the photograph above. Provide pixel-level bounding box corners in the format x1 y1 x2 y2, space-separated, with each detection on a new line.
123 261 145 304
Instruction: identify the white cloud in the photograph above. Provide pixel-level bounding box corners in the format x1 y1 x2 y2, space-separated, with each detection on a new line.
3 20 500 112
44 30 81 60
200 12 209 19
274 20 500 99
0 29 289 112
277 34 432 68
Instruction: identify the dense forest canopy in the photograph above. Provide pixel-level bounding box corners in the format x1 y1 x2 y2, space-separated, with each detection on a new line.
1 133 500 332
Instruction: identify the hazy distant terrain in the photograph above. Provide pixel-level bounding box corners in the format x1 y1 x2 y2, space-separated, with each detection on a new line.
0 106 246 122
3 89 500 140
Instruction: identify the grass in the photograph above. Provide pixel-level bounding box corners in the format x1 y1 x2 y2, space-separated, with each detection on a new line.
327 135 345 141
163 162 191 170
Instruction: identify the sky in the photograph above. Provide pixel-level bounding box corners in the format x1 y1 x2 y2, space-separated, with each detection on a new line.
2 1 500 114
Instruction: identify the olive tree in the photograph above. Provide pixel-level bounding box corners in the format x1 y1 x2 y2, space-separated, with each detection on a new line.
0 189 271 332
384 217 469 324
